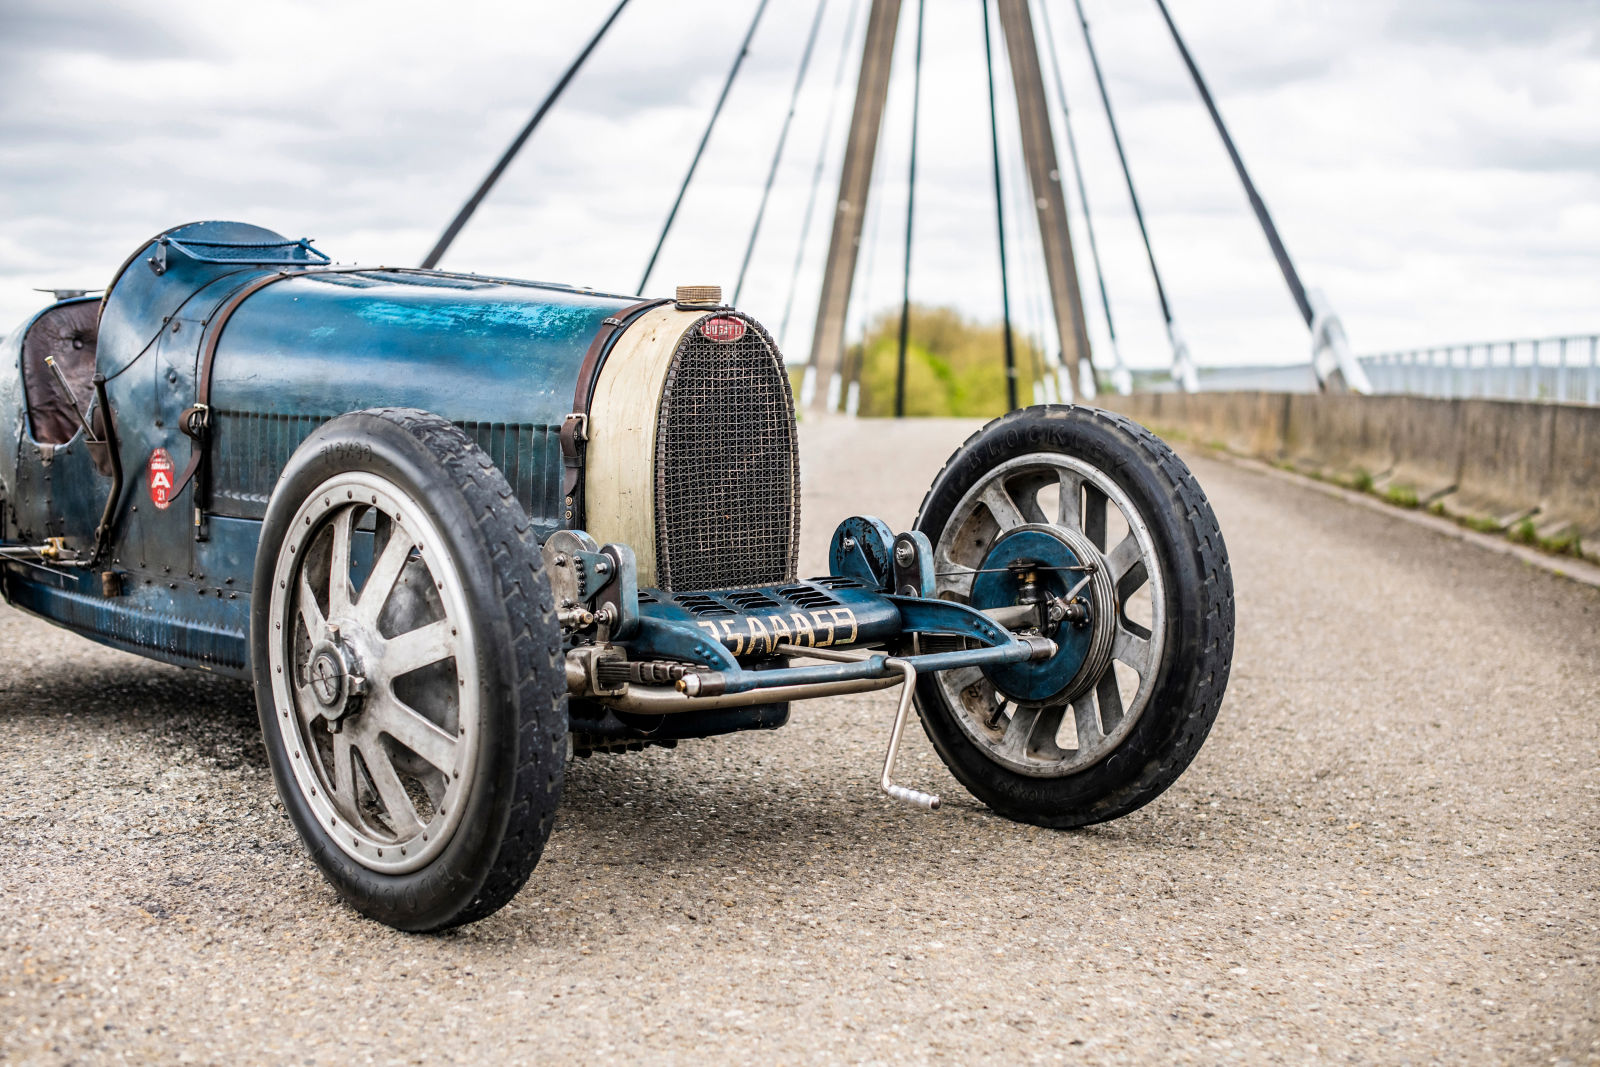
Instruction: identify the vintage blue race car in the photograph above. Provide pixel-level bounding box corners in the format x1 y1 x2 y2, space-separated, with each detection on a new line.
1 221 1234 931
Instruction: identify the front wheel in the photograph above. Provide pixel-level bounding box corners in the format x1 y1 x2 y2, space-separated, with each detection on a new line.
913 405 1234 827
251 408 566 931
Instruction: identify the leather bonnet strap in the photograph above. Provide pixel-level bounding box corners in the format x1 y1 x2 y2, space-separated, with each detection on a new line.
169 269 312 500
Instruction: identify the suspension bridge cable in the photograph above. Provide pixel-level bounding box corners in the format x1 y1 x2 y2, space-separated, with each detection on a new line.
1037 0 1124 386
779 0 865 350
1151 0 1313 327
982 0 1019 413
1073 0 1194 388
733 0 831 305
421 0 630 269
638 0 773 295
1072 0 1173 328
893 0 926 418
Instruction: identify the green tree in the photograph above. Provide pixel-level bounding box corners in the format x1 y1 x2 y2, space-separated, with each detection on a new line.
846 305 1049 417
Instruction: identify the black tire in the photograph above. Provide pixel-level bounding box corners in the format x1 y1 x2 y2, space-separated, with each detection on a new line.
251 408 566 931
913 404 1233 828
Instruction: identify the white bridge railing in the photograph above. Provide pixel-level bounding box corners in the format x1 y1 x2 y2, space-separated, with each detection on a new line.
1142 333 1600 404
1359 334 1600 404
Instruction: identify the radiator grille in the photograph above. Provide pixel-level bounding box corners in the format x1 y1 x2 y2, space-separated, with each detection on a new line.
654 314 798 591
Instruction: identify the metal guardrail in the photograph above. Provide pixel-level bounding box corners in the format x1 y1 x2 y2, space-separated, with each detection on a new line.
1129 333 1600 403
1359 334 1600 404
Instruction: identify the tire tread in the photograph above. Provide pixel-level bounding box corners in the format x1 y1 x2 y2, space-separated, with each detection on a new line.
363 409 566 929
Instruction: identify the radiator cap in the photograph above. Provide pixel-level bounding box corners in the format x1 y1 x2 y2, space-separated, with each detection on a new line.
675 285 722 308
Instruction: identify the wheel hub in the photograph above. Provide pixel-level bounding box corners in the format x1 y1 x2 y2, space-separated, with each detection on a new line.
971 524 1117 706
305 625 367 730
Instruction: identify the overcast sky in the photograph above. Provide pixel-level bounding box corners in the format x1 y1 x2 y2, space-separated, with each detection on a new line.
1 0 1596 373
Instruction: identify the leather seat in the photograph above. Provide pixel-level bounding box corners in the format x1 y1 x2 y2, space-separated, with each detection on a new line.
21 301 99 446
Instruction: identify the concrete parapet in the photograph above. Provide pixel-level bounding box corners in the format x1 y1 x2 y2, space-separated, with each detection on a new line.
1453 400 1557 523
1098 391 1599 560
1380 395 1462 500
1280 394 1393 481
1544 405 1600 542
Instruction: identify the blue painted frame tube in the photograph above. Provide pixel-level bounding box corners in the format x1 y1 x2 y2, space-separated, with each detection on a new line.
705 638 1043 696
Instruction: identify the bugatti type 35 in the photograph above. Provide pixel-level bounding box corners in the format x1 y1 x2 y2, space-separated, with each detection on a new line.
1 221 1235 930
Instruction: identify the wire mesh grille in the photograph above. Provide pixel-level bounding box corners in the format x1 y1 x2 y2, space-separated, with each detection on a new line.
654 315 798 591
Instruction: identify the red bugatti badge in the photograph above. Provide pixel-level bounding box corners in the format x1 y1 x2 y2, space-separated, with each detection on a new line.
700 315 746 343
148 448 175 510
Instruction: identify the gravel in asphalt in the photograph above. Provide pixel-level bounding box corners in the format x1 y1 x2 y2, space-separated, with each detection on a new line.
1 417 1596 1064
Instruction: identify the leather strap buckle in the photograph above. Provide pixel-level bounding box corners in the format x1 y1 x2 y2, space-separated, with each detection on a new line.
179 403 211 440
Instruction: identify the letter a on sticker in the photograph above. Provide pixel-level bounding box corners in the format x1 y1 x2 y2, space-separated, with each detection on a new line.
149 448 176 511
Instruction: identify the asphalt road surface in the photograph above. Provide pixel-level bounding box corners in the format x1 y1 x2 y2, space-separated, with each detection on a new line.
2 417 1596 1065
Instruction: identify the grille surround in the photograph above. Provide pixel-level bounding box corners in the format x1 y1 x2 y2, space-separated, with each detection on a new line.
653 313 799 591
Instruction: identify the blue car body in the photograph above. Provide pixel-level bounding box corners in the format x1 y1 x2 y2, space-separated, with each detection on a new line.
2 221 637 677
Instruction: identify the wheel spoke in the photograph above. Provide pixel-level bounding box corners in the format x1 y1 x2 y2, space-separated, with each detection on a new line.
1029 703 1070 760
293 681 323 726
1096 670 1126 734
1056 700 1081 749
1056 469 1085 530
296 569 325 640
998 703 1045 759
356 528 417 625
1083 484 1109 550
1113 624 1152 675
330 731 358 810
382 619 457 677
369 694 457 774
981 482 1028 533
327 509 354 616
1117 559 1149 603
935 553 977 600
1105 532 1142 584
357 737 425 838
1071 694 1102 750
1011 473 1052 525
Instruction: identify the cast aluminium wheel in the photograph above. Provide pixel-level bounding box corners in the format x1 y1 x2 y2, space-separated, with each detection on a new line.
913 405 1234 827
252 409 566 931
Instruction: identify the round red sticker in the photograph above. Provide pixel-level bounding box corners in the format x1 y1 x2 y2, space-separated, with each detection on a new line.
148 448 176 510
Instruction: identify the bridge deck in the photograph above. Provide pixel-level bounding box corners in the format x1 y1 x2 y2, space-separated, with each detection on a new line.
2 417 1595 1062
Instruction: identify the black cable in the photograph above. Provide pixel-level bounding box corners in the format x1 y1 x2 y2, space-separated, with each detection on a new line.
639 0 773 295
982 0 1019 413
733 0 831 305
1152 0 1313 327
778 0 864 348
421 0 630 269
893 0 926 418
1037 0 1119 369
1073 0 1175 330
